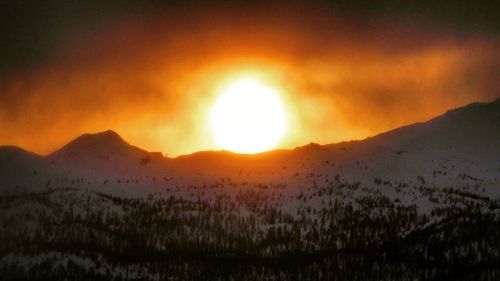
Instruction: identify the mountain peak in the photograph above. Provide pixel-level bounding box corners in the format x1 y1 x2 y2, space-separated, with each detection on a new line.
63 130 126 151
48 129 146 160
83 129 122 141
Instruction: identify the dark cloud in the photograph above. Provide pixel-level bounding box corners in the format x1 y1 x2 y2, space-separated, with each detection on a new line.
1 0 498 73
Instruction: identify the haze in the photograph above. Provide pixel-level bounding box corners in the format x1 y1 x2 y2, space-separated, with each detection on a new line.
0 1 499 156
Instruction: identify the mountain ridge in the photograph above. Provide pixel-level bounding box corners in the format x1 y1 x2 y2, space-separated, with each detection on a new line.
2 97 499 161
1 97 500 193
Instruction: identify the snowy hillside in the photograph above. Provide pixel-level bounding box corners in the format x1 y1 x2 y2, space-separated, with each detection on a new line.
2 98 499 194
1 98 499 280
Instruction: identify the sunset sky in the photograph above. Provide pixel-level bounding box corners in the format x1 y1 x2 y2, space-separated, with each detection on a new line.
1 1 499 156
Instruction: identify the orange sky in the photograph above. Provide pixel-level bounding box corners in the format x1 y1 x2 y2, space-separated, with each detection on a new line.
1 5 499 156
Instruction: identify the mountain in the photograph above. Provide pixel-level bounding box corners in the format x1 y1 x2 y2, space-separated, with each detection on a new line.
2 99 500 280
1 98 499 193
361 98 500 152
172 98 500 184
351 98 500 181
48 130 146 162
47 130 168 179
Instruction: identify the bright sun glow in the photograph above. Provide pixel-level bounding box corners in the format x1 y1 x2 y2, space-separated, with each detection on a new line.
210 78 287 154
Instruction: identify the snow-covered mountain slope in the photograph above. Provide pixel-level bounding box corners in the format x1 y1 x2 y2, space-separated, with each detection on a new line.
1 99 500 280
1 98 499 195
47 129 170 179
342 98 500 182
170 98 500 188
48 130 148 171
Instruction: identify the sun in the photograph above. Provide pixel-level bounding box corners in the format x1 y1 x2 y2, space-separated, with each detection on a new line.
209 77 287 154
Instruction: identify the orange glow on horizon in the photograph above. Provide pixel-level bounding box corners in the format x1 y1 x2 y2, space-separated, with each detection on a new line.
0 10 497 157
